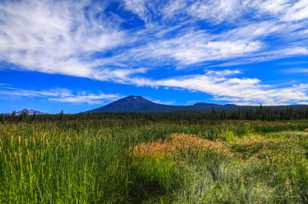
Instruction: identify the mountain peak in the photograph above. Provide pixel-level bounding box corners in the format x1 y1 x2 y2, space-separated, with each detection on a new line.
87 96 239 113
89 96 171 112
123 95 147 101
116 96 153 104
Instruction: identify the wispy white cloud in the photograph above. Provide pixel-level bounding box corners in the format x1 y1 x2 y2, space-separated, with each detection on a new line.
49 93 120 104
112 30 263 66
185 0 308 23
105 2 308 68
207 46 308 68
124 69 308 105
0 87 120 104
162 0 187 17
1 0 308 75
284 67 308 74
281 0 308 21
188 0 244 23
124 0 148 21
147 97 176 105
0 0 308 106
0 0 129 80
149 33 262 65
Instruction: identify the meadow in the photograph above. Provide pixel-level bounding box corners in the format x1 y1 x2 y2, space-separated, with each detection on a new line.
0 116 308 203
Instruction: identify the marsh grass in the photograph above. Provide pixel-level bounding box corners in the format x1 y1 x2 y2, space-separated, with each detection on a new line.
0 120 308 203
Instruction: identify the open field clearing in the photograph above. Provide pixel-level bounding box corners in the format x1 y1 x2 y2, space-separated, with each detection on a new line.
1 119 308 203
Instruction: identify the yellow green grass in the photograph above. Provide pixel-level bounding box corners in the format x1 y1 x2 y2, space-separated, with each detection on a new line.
0 120 308 203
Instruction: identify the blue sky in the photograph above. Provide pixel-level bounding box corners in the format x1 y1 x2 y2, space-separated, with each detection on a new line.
1 0 308 113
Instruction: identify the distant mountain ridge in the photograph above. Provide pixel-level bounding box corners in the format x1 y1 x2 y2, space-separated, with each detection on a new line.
16 109 46 116
88 96 240 113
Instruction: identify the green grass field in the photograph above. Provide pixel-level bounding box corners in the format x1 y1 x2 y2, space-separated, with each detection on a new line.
1 119 308 203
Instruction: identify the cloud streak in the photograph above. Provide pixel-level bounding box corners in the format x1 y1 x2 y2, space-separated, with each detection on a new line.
0 0 308 105
0 87 120 104
124 70 308 105
0 0 127 79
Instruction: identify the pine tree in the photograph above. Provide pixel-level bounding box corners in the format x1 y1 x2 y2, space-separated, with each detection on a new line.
59 110 64 120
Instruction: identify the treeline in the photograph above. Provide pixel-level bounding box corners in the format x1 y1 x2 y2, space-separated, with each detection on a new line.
1 107 308 123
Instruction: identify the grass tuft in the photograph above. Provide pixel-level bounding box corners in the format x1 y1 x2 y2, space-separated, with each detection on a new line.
1 120 308 203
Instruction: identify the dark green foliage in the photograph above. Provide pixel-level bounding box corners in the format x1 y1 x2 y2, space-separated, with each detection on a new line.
3 106 308 123
128 158 183 203
0 114 4 124
59 110 64 120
